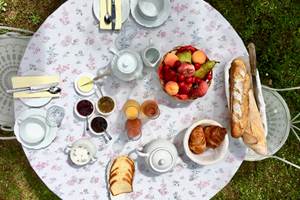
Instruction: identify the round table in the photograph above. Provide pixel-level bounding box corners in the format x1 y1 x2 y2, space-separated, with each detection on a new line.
15 0 248 199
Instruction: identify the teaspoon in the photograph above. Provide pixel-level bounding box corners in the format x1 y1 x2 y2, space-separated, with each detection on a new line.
104 0 112 24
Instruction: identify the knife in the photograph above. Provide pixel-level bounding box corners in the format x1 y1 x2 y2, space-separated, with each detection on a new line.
6 83 58 94
247 42 260 110
111 0 116 30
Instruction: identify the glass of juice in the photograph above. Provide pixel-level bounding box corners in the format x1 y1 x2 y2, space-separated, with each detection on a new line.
140 100 160 119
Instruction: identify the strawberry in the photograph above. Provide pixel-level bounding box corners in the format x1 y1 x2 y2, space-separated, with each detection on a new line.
164 68 177 82
194 77 202 84
179 83 192 94
190 81 208 98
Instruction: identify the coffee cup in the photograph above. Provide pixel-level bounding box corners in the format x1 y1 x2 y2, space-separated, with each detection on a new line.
96 96 116 116
141 39 161 68
89 115 109 136
137 0 163 21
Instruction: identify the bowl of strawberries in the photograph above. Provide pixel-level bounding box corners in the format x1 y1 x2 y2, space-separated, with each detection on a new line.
158 45 219 101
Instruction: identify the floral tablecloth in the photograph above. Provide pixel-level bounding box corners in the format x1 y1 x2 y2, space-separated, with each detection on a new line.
15 0 248 199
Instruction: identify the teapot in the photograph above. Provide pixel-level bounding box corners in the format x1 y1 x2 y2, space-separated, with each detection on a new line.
135 138 179 174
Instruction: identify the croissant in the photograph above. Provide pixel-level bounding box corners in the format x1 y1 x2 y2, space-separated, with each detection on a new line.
204 126 227 148
188 126 206 154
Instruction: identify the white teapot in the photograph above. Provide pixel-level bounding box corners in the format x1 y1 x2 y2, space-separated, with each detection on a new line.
135 138 179 174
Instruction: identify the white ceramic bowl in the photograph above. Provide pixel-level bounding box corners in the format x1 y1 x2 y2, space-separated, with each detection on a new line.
19 117 47 144
88 115 109 136
74 99 95 119
95 96 116 116
183 119 229 165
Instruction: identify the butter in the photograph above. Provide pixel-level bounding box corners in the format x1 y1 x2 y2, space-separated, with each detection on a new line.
77 76 93 93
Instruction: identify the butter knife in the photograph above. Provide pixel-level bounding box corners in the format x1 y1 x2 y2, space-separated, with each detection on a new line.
6 83 58 94
111 0 116 30
247 42 260 109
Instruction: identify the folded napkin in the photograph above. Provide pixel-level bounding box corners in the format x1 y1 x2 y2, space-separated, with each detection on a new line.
99 0 122 30
11 75 60 98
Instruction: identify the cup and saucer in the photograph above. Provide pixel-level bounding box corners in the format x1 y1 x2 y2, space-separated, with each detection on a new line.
14 109 58 149
131 0 171 28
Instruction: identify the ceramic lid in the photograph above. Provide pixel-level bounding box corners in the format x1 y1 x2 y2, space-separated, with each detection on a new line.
117 52 138 74
149 148 174 172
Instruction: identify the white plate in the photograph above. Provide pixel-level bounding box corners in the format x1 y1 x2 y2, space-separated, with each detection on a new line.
93 0 130 24
14 109 58 149
20 97 52 108
130 0 171 28
183 119 229 165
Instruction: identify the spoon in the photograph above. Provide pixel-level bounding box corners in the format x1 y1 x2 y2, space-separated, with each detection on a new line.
104 0 112 24
104 130 112 141
29 86 61 94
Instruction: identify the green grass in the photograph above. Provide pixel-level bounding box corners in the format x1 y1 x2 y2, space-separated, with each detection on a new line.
0 0 300 199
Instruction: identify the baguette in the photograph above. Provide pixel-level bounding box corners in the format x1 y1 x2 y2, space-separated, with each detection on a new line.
229 59 250 138
243 89 267 155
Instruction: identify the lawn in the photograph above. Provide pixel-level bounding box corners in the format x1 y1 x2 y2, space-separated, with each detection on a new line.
0 0 299 199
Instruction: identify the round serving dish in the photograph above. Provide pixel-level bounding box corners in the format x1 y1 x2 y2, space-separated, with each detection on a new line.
183 119 229 165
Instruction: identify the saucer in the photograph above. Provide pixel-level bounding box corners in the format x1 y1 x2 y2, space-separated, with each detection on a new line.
130 0 171 28
93 0 130 23
14 109 58 149
74 73 96 97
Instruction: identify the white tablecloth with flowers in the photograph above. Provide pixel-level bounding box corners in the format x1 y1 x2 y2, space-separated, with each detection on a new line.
15 0 248 199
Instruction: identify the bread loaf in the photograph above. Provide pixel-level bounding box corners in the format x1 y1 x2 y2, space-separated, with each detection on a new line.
229 59 250 138
109 156 135 196
242 89 267 155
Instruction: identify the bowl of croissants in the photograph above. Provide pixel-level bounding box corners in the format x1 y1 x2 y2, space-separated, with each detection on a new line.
183 119 229 165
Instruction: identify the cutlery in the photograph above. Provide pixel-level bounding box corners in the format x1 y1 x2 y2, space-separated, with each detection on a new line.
104 0 112 24
104 130 112 141
6 83 58 94
80 71 111 87
247 43 259 108
29 86 62 94
111 0 116 30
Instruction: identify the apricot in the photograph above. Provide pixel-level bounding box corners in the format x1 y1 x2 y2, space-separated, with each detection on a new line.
164 53 179 67
165 81 179 96
192 50 207 64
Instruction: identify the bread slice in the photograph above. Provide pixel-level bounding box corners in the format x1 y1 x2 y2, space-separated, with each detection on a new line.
110 179 133 196
242 89 267 155
109 172 132 185
229 59 250 138
110 158 134 175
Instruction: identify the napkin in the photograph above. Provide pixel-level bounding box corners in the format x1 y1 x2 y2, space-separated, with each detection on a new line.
99 0 122 30
11 75 60 98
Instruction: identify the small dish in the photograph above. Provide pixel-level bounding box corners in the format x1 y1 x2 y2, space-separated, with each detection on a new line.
183 119 229 165
93 0 130 23
89 115 108 136
74 99 95 119
131 0 171 28
74 73 95 97
95 96 116 116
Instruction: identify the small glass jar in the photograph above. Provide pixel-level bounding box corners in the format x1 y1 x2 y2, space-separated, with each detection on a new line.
46 105 65 127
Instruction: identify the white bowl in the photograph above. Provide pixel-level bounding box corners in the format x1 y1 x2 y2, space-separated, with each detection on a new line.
88 115 109 136
74 99 95 119
183 119 229 165
95 96 116 116
19 117 47 144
